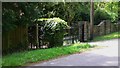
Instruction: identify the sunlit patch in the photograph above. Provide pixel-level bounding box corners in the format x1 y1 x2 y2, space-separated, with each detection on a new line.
106 61 117 64
50 62 55 64
72 43 80 46
105 36 111 37
113 35 118 37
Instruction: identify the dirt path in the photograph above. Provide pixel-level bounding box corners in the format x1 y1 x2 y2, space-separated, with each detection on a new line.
28 39 119 66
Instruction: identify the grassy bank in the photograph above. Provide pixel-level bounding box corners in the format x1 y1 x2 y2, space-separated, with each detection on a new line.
2 43 94 66
93 32 120 41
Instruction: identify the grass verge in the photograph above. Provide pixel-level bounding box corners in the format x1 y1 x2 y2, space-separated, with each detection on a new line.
0 57 2 68
2 43 95 66
92 32 120 41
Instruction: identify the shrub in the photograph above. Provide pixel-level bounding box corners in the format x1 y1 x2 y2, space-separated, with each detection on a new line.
37 17 70 47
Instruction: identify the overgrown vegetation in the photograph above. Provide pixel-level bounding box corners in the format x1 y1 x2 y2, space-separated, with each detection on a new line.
92 32 120 41
2 2 118 54
2 43 94 66
94 2 118 25
36 18 70 47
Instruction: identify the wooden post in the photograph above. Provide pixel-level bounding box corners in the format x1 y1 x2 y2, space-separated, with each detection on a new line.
78 22 80 42
72 23 74 44
90 0 94 40
36 23 39 49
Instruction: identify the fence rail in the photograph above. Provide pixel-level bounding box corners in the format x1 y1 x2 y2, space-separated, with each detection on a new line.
63 20 118 45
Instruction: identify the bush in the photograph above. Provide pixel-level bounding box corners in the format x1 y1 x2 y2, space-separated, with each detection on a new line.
37 17 70 47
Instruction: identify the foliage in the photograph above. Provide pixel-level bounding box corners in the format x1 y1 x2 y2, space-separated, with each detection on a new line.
3 2 118 31
37 18 69 47
94 8 111 25
92 32 120 41
2 8 17 32
105 2 118 22
119 3 120 20
38 2 90 25
2 2 41 32
2 2 91 34
94 2 118 25
2 43 94 66
64 2 90 23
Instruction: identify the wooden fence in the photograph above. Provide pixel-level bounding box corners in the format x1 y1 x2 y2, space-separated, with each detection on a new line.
63 20 118 45
63 21 91 45
2 25 28 54
2 20 118 53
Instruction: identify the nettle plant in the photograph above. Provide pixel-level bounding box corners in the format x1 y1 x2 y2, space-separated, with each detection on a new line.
37 17 70 47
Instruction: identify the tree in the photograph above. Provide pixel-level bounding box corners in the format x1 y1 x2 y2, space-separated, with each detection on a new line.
2 2 42 32
94 2 118 24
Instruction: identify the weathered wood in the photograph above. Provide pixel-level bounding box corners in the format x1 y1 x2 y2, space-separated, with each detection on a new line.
3 25 28 53
90 0 94 40
36 23 39 49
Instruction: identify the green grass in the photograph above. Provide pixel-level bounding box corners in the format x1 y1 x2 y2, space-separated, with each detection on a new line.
93 32 120 41
0 57 2 68
2 43 94 66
